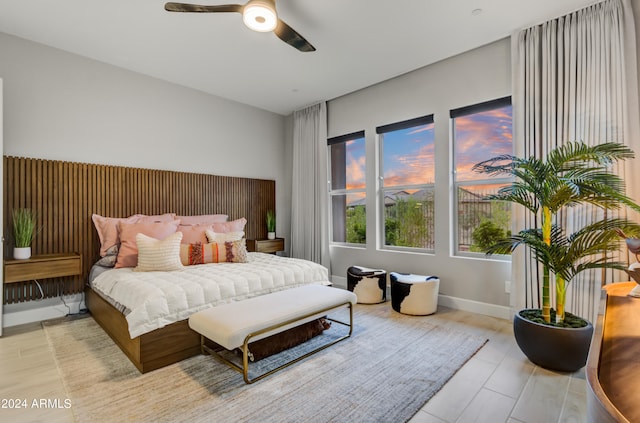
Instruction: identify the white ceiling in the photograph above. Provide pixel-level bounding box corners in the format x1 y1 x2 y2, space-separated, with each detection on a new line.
0 0 597 115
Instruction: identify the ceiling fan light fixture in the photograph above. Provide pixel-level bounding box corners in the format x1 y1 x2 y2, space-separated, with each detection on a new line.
243 0 277 32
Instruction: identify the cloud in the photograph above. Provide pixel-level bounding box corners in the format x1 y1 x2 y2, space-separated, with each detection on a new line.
382 124 436 186
455 107 512 181
407 124 433 135
346 153 366 189
384 142 435 186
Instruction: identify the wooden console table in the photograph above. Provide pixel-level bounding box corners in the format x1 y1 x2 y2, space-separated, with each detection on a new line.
4 253 82 283
246 238 284 254
586 282 640 423
3 253 82 300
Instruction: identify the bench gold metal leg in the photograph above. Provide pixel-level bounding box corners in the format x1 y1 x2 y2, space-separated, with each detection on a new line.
200 301 354 384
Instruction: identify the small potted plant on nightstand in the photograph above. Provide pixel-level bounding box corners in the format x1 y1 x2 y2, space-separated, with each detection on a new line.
12 208 37 259
266 210 276 240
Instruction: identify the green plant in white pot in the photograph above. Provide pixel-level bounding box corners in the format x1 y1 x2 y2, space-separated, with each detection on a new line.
266 210 276 240
473 141 640 372
12 208 37 259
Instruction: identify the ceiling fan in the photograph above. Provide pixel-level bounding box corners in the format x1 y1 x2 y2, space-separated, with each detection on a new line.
164 0 316 52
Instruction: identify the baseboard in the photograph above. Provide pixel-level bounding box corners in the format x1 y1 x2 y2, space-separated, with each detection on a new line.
331 276 348 290
437 295 512 320
330 275 511 320
2 294 85 328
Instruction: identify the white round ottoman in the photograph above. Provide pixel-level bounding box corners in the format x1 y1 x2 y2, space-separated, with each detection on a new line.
347 266 387 304
390 272 440 315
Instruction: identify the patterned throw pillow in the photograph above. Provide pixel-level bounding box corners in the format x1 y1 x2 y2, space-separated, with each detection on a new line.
134 232 184 272
96 244 119 267
179 239 248 265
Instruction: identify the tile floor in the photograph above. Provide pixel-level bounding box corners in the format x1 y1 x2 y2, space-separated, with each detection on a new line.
408 307 587 423
0 306 587 423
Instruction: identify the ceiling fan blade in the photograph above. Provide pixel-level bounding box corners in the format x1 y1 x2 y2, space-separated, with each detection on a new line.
274 19 316 52
164 3 243 13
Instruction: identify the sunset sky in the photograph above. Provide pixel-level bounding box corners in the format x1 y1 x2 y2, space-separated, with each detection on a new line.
454 105 513 181
344 137 366 190
382 123 435 187
342 105 512 190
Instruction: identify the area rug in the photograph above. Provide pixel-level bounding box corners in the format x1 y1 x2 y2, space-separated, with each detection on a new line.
44 304 486 423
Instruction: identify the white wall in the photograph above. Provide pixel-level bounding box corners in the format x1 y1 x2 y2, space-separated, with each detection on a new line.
0 32 289 326
326 39 512 316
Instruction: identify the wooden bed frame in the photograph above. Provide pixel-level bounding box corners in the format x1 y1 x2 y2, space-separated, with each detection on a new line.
4 156 277 372
85 288 202 373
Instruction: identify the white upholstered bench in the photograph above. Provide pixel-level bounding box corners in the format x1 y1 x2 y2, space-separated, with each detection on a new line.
189 284 357 383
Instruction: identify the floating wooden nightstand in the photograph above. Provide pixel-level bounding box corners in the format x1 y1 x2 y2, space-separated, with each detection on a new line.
246 238 284 254
4 253 82 284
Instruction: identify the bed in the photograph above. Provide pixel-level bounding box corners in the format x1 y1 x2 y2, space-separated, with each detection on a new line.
86 252 330 373
5 156 326 372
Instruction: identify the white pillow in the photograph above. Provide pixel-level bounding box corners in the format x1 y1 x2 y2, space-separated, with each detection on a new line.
205 229 245 243
134 232 184 272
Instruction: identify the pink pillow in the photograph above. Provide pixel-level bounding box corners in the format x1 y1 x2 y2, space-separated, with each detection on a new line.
92 213 175 257
137 213 176 223
115 220 181 268
177 214 228 225
92 213 143 257
177 224 213 244
211 218 247 233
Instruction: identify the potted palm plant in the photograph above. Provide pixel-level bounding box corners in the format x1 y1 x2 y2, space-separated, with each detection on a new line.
473 142 640 372
12 208 37 259
266 210 276 240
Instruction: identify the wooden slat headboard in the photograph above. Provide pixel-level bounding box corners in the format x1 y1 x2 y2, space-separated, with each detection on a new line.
3 156 275 304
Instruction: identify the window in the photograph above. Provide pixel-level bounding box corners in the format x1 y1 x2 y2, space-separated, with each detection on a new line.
328 131 366 244
451 97 512 256
377 115 435 250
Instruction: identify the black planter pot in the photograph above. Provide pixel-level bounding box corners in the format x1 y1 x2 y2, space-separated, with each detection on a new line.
513 309 594 372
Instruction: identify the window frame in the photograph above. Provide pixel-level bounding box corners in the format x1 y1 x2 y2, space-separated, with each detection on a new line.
328 130 367 247
450 96 512 259
376 114 435 253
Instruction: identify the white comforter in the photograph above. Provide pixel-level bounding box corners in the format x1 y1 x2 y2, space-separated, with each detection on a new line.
90 252 329 338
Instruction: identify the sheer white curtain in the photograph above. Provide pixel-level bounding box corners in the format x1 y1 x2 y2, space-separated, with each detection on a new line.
511 0 640 321
290 102 331 272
